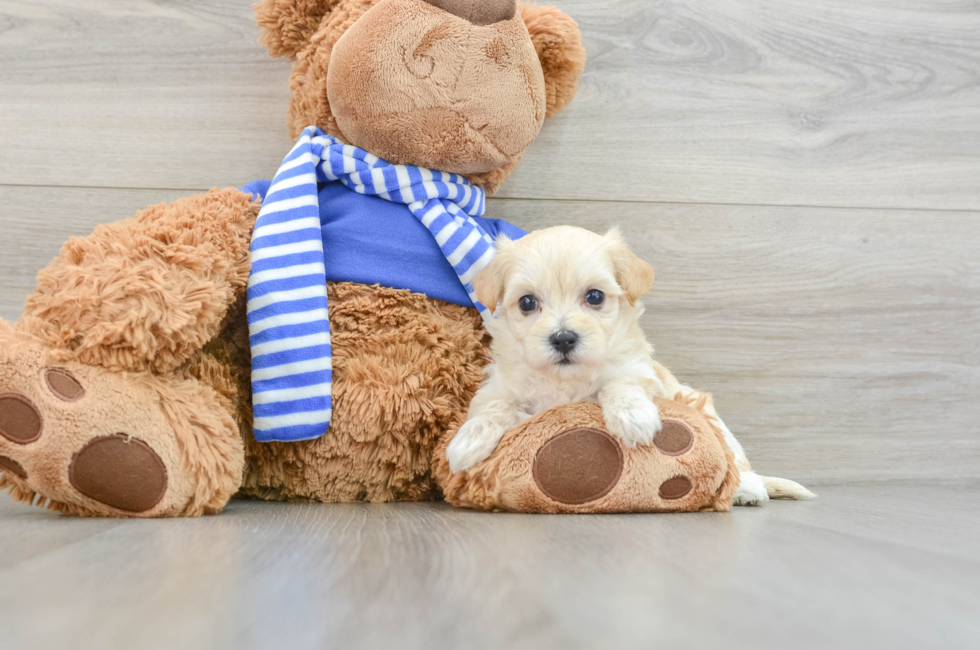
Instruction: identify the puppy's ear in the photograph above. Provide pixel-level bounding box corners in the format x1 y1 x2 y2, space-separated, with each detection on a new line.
473 236 514 314
605 229 654 305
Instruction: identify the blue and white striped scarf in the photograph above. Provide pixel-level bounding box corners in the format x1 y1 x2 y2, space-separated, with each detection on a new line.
246 126 496 443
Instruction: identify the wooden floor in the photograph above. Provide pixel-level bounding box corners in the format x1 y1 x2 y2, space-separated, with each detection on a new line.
1 1 979 647
1 485 978 650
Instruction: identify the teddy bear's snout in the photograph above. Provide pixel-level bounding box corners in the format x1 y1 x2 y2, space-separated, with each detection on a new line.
327 0 545 176
422 0 516 26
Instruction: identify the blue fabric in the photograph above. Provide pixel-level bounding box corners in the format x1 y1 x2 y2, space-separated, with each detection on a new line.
243 127 526 443
242 178 525 307
239 179 271 202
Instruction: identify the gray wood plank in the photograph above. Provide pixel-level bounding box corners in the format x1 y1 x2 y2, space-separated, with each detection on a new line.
0 485 978 650
2 1 979 209
0 0 295 190
1 185 978 483
504 0 980 209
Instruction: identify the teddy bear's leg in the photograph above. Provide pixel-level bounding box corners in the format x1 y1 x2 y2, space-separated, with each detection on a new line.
0 188 258 516
18 188 259 374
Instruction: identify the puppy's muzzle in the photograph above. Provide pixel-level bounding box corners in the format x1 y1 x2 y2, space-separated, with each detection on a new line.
549 330 579 356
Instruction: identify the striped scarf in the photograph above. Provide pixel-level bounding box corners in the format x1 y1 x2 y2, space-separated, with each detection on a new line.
246 126 495 443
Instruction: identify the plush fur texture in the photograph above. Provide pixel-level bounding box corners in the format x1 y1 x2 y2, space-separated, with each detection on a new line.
327 0 546 175
264 0 586 194
241 283 488 503
256 0 343 59
0 189 253 517
0 185 490 515
434 396 739 513
18 188 258 375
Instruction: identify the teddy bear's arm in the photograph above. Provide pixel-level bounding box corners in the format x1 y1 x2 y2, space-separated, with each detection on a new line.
18 188 260 374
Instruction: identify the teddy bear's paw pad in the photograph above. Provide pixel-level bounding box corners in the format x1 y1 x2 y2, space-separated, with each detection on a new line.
0 454 27 478
532 427 624 505
658 475 693 500
68 434 168 513
653 420 694 456
0 394 43 444
45 369 85 402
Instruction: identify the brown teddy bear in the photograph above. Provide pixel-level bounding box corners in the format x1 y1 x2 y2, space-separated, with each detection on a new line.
0 0 737 517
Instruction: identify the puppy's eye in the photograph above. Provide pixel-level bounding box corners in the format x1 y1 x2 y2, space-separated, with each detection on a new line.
585 289 605 306
519 295 538 312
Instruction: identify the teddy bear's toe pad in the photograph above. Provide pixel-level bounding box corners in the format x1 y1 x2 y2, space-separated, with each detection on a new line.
0 394 43 444
45 369 85 402
532 427 623 505
68 434 168 513
653 420 694 456
0 455 27 478
658 475 693 500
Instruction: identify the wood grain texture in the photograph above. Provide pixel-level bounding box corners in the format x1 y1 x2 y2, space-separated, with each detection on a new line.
504 0 980 209
1 1 979 209
1 186 978 483
0 0 294 191
1 485 979 650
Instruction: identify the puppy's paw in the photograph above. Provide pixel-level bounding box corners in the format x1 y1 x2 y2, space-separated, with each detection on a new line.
446 418 508 473
601 397 662 448
732 470 770 507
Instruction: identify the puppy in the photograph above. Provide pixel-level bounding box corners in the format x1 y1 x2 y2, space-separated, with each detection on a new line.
445 226 814 505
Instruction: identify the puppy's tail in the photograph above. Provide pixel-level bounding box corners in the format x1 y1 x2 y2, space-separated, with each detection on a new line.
761 475 817 500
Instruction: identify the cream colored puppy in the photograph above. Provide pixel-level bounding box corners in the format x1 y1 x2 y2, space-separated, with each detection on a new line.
445 226 814 506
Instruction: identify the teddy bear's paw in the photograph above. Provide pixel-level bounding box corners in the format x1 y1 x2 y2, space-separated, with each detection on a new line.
0 331 215 517
438 399 738 513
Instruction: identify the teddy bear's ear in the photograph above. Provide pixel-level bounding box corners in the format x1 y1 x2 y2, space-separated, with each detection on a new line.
520 3 587 119
254 0 340 60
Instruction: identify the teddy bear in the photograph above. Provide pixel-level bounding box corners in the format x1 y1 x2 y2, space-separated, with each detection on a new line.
0 0 737 517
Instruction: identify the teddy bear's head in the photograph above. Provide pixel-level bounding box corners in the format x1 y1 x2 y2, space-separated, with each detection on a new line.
256 0 586 194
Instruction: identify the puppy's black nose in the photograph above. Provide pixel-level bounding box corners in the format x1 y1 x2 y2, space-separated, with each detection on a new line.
549 330 579 355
